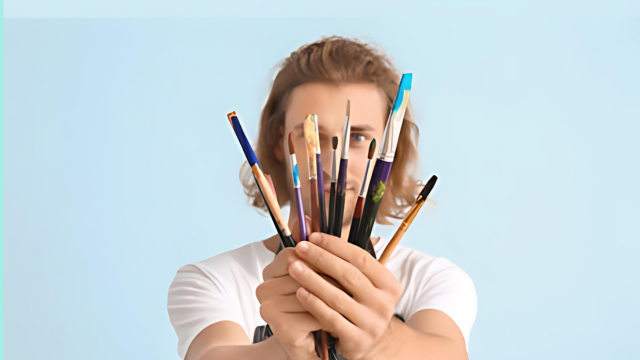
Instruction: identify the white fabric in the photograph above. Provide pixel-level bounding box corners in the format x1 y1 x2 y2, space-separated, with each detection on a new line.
167 238 477 359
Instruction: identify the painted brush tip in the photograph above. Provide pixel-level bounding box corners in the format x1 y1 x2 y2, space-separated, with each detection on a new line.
332 136 338 150
368 139 376 159
226 111 237 126
304 115 317 151
288 132 295 155
346 99 351 116
418 175 438 200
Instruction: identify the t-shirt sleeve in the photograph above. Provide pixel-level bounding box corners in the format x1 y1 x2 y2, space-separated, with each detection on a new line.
404 257 478 347
167 263 244 360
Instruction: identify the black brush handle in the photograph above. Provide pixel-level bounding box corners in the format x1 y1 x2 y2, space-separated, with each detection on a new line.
328 182 336 234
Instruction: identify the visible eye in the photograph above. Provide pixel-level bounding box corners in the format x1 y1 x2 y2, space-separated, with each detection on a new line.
351 133 366 142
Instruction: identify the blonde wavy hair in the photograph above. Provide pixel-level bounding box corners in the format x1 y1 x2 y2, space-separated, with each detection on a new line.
241 36 422 224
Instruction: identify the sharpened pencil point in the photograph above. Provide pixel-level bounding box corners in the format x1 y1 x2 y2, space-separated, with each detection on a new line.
368 139 376 160
288 132 295 155
332 136 338 150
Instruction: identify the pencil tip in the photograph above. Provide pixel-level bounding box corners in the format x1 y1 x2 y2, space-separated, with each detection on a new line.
368 139 376 159
418 175 438 200
332 136 338 150
288 132 295 155
346 100 350 116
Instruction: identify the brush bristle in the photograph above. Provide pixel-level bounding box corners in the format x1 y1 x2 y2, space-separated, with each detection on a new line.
418 175 438 200
368 139 376 159
332 136 338 150
304 115 317 153
288 132 295 155
346 100 350 117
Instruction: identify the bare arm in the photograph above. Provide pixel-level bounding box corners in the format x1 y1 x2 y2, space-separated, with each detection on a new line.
184 321 289 360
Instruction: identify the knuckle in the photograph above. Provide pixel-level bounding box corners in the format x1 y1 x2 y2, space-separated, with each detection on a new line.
355 252 369 269
343 269 361 288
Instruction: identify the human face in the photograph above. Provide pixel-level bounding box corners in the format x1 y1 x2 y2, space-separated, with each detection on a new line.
281 82 388 241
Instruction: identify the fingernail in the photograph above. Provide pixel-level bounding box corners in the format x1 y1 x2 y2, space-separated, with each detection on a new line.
297 241 309 252
297 287 309 299
309 233 322 243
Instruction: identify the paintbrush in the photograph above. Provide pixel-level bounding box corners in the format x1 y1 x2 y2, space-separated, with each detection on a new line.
227 111 296 248
331 101 351 237
347 138 376 244
288 132 307 241
328 136 338 234
303 115 336 360
378 175 437 265
352 73 412 257
312 115 328 233
304 115 322 233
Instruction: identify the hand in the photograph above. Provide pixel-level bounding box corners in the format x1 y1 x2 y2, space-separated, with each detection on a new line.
257 246 319 360
289 232 403 360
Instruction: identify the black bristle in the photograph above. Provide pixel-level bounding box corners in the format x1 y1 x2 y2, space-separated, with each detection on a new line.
419 175 438 200
332 136 338 150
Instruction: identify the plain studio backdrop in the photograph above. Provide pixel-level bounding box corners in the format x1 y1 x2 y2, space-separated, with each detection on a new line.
3 2 640 359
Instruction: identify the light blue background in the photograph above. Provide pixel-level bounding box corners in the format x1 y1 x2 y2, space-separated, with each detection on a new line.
4 2 640 360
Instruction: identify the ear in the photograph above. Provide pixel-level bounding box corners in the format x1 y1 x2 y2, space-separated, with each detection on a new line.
274 125 285 162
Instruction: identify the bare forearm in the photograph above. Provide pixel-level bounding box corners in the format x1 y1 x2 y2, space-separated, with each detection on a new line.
371 318 468 360
199 337 290 360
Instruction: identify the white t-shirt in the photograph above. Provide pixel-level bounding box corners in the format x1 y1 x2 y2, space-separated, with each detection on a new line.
167 237 477 359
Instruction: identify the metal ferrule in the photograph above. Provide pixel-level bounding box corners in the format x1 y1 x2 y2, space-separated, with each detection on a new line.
378 109 404 162
358 159 373 197
341 116 350 159
313 114 321 154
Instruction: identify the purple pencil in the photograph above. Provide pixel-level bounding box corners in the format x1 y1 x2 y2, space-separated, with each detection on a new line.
289 133 307 241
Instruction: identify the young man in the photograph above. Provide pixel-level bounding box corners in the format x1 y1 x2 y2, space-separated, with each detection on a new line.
168 36 477 360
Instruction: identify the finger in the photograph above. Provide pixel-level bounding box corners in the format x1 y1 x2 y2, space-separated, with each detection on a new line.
263 247 299 280
296 287 361 340
289 260 373 328
262 294 307 313
308 232 397 290
267 311 322 336
256 276 301 303
295 239 375 300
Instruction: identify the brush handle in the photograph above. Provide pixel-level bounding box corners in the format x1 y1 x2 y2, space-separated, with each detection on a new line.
347 195 365 244
328 182 336 234
309 179 321 233
294 187 307 241
353 160 393 256
253 174 286 247
316 154 327 233
332 159 349 237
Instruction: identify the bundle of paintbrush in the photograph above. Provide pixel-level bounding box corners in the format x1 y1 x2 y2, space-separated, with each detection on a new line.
301 114 338 360
348 73 413 257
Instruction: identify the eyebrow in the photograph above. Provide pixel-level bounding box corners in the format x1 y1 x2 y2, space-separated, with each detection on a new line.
290 123 376 133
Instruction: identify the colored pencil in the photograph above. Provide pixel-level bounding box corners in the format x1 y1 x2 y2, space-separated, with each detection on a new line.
347 138 376 245
227 111 296 248
289 132 307 242
378 175 437 265
312 115 328 233
328 136 338 234
352 73 412 256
